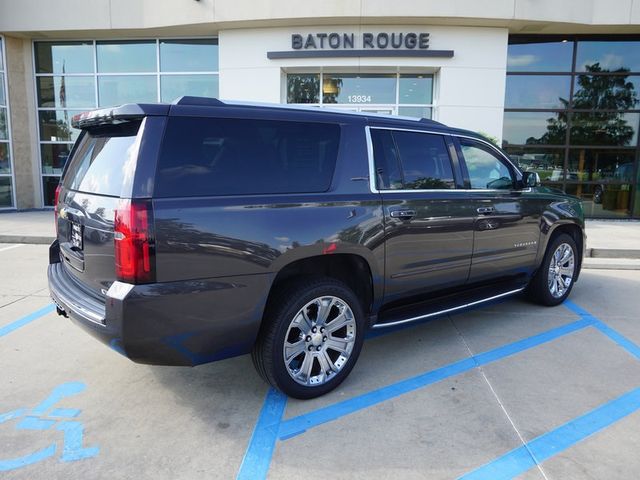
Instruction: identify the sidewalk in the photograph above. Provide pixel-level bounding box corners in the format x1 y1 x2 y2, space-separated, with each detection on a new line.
0 210 639 268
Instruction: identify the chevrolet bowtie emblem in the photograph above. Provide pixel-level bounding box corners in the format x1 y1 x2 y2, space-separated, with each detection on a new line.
59 207 68 219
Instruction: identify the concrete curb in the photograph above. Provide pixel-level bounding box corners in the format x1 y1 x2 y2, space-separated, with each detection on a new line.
0 235 54 245
588 248 640 259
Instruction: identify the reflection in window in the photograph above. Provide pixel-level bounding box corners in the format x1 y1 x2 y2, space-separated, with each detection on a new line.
287 74 320 104
0 108 7 140
160 39 219 72
322 74 396 104
573 74 639 110
160 75 219 102
35 41 94 74
568 149 636 183
398 74 433 104
461 140 513 190
565 182 633 218
504 147 565 182
503 111 567 146
36 76 95 108
392 131 455 190
42 176 60 207
505 75 571 109
96 40 156 73
38 110 83 142
0 143 10 174
0 177 13 208
570 112 639 146
98 75 157 107
576 41 640 72
41 143 72 175
507 41 573 72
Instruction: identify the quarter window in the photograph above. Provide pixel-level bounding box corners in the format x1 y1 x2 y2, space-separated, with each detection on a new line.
371 129 455 190
459 139 514 190
155 117 340 197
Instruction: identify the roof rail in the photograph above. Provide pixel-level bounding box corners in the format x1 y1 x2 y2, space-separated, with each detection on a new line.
172 96 226 107
419 117 445 126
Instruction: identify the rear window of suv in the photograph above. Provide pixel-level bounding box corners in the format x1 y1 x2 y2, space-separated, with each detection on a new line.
62 121 141 197
154 116 340 197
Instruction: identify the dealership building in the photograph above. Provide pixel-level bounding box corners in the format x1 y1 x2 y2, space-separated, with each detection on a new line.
0 0 639 218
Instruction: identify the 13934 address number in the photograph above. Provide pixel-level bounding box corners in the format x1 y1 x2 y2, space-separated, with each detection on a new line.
347 95 372 103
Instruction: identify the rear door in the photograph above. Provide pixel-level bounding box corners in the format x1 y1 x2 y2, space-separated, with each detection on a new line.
370 127 475 303
454 136 541 283
56 120 142 297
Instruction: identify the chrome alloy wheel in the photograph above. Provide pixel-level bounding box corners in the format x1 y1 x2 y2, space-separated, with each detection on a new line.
547 242 575 298
282 296 356 387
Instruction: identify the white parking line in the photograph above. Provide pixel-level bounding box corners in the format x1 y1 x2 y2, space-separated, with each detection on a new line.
0 244 24 253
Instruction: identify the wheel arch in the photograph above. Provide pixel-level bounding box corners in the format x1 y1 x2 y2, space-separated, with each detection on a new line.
536 220 585 281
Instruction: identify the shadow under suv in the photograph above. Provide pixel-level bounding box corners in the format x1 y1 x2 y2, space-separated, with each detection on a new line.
48 97 585 399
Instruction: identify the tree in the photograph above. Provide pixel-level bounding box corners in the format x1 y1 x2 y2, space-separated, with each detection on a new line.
287 75 320 104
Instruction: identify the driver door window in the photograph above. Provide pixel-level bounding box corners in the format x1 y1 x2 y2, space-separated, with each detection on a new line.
459 139 514 190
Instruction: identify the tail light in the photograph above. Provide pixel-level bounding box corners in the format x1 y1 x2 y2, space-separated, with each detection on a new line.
54 184 62 235
114 199 156 284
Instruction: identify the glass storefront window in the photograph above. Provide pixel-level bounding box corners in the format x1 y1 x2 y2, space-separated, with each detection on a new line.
97 40 156 73
573 75 640 110
505 75 571 109
0 176 13 208
398 106 432 118
160 75 219 102
0 143 10 174
0 108 7 140
503 111 567 146
568 149 636 183
570 112 639 146
42 176 59 207
36 76 95 108
98 75 157 107
287 74 320 104
287 72 433 118
576 41 640 72
507 41 574 72
322 74 396 104
398 74 433 104
34 38 219 207
565 182 634 218
160 39 219 72
35 41 94 74
38 110 83 142
504 147 566 182
40 143 72 175
0 75 4 105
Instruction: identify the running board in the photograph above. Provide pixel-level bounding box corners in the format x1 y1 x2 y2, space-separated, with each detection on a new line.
372 286 526 329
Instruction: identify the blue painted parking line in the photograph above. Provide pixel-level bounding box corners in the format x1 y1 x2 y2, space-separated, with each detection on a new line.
459 386 640 480
277 318 592 440
0 304 54 338
236 388 287 480
238 299 640 480
564 300 640 360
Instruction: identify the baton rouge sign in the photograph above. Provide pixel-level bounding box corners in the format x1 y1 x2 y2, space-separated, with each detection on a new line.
267 32 454 59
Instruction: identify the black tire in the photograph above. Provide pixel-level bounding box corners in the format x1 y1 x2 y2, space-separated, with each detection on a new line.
526 233 578 306
252 277 366 399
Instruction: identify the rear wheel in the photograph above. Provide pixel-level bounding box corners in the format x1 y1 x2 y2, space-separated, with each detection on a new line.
252 278 365 399
526 233 578 306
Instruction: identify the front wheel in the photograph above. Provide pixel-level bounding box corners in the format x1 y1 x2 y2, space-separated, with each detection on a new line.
252 278 365 399
526 233 578 306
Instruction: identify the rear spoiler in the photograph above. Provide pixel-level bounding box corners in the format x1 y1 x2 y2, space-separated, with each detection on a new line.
71 103 170 129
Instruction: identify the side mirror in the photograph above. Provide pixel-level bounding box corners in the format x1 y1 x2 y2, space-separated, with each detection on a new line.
522 171 541 188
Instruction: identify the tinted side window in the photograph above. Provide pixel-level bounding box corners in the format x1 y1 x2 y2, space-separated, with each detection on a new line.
155 117 340 197
371 129 402 189
62 121 141 197
392 131 455 190
459 139 514 190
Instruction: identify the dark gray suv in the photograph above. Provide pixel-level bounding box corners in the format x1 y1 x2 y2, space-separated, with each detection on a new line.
48 97 585 398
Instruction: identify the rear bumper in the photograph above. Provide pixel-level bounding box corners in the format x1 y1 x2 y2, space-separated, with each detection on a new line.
48 244 273 366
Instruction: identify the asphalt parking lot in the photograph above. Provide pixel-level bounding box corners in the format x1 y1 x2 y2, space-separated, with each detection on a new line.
1 243 640 479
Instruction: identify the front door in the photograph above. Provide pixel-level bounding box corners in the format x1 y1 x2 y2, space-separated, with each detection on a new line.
370 127 475 304
455 137 541 283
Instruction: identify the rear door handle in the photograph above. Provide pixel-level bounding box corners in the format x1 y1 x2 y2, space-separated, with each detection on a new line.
477 206 495 215
389 209 416 220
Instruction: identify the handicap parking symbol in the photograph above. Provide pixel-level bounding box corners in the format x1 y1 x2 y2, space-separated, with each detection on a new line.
0 382 99 472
